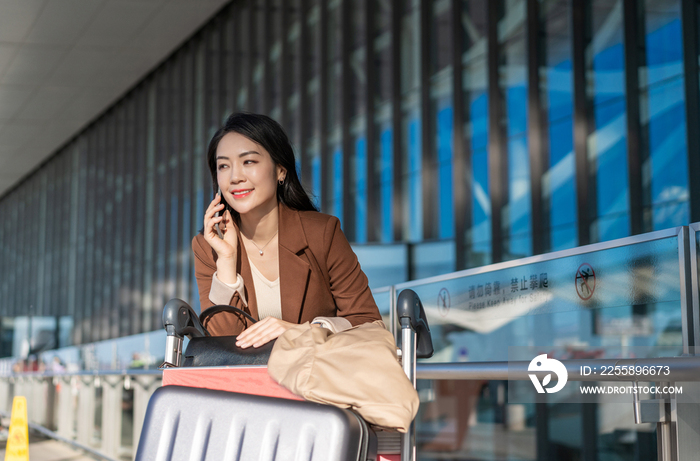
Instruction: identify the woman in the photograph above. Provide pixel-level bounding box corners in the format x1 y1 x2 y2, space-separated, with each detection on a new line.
192 113 381 348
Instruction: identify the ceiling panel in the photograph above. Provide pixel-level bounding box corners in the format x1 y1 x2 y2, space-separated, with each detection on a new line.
50 48 117 89
78 2 161 49
0 0 45 42
0 86 34 119
0 122 37 149
0 0 231 197
1 44 65 86
23 0 103 45
0 44 19 74
18 86 79 121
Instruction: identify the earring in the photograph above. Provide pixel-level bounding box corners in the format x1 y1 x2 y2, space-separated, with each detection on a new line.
278 178 284 185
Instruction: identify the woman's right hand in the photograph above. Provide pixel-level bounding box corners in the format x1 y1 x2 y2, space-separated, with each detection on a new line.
203 193 239 262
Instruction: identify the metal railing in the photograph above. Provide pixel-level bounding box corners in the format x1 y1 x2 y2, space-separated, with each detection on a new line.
1 369 161 461
4 354 700 461
416 355 700 381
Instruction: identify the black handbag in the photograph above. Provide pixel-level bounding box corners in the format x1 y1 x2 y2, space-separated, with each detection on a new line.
182 335 275 366
181 304 275 367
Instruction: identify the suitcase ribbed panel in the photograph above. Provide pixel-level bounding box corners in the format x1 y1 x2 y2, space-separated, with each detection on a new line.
136 386 368 461
376 432 401 454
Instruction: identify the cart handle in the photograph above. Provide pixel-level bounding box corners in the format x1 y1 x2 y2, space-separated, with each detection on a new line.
397 289 434 359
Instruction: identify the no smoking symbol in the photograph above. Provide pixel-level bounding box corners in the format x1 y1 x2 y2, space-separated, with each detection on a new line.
438 288 450 317
575 263 596 300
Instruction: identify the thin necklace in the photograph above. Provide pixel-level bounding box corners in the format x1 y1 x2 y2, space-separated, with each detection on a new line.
247 230 278 256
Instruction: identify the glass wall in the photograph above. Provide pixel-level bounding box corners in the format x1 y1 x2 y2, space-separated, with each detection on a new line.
0 0 698 350
641 0 688 230
461 1 491 267
541 0 577 252
400 0 423 243
589 0 630 242
500 0 532 260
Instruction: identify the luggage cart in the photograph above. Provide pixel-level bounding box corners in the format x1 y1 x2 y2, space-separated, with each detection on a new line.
136 289 433 461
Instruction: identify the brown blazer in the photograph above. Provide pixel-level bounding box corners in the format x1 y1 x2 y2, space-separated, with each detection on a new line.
192 204 382 336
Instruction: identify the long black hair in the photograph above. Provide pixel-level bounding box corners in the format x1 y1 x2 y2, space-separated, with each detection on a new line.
207 112 318 224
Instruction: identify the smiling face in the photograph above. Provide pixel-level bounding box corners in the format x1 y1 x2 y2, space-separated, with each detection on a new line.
215 132 286 219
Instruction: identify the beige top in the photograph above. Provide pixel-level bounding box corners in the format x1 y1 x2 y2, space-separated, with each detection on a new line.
247 257 282 320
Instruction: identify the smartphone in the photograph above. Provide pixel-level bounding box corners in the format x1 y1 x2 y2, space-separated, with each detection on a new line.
215 188 224 239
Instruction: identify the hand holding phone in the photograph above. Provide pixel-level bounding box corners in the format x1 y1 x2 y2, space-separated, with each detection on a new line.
204 189 238 256
214 187 224 239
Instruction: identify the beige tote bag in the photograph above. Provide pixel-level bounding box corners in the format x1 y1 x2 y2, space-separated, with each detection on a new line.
267 321 419 432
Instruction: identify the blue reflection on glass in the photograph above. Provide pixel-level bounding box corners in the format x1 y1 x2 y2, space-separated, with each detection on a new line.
355 136 367 243
312 155 321 209
472 149 490 250
549 118 577 251
546 35 577 251
594 98 629 241
437 104 454 239
644 14 688 229
353 243 408 288
333 148 343 226
471 93 488 151
469 89 490 264
592 14 629 241
507 83 528 138
505 56 530 257
508 136 531 257
412 240 455 280
195 188 204 236
380 127 393 243
170 195 178 278
408 117 422 241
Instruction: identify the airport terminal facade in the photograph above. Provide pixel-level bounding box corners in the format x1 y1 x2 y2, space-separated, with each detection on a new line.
1 0 695 344
0 0 699 459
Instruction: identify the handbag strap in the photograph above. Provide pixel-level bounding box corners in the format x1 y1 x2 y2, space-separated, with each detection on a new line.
200 304 258 329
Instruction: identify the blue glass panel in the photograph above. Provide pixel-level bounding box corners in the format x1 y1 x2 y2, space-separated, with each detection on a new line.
470 93 489 151
506 83 528 138
354 136 367 243
500 1 530 258
648 79 688 229
508 136 530 234
408 116 422 241
169 195 178 278
411 240 455 280
551 224 578 251
333 147 343 226
590 1 628 242
642 4 689 230
312 155 321 209
541 0 576 252
353 243 408 289
548 119 576 229
437 104 454 239
472 149 490 245
409 231 683 365
593 96 629 234
645 15 683 86
548 60 573 122
592 43 625 106
596 214 630 242
380 127 393 243
195 188 204 236
181 196 191 299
